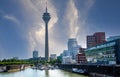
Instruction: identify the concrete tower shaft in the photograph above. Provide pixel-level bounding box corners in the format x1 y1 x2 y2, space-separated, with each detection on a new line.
42 2 51 61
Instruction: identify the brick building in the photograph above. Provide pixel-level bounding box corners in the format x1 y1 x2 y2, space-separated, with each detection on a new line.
76 53 87 64
87 32 106 48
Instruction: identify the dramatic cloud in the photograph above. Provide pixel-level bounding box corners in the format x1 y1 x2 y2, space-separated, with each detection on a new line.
63 0 95 48
76 0 95 48
0 0 95 59
0 0 120 60
65 0 79 38
19 0 95 57
20 0 58 57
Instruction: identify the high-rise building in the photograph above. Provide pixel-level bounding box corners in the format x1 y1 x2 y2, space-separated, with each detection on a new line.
87 32 106 48
33 50 38 58
42 2 51 61
62 38 82 64
68 38 78 51
62 56 72 64
67 38 80 60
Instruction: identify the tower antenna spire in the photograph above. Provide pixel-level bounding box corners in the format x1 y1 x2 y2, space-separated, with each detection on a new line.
46 1 47 13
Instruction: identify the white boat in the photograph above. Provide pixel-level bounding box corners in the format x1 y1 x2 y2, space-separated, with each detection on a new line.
72 68 87 74
0 66 6 72
0 69 4 72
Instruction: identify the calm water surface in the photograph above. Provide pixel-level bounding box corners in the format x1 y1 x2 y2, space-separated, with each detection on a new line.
0 68 88 77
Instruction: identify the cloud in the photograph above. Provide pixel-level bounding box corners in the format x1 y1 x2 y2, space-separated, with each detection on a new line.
19 0 95 57
20 0 58 57
3 0 95 58
3 15 20 24
0 0 95 59
77 0 95 48
0 10 20 25
65 0 79 38
63 0 95 48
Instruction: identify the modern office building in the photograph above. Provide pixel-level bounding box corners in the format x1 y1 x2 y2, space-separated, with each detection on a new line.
84 39 120 64
57 53 62 63
50 54 57 60
62 38 81 63
62 50 70 56
87 32 106 48
71 45 81 60
68 38 78 51
62 56 72 64
67 38 80 60
79 48 86 53
107 36 120 41
42 3 51 61
33 50 38 58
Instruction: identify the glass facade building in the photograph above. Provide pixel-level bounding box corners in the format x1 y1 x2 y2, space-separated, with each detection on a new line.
33 50 38 58
67 38 80 60
85 39 120 64
68 38 78 51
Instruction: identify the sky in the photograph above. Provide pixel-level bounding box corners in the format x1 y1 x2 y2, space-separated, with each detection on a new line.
0 0 120 59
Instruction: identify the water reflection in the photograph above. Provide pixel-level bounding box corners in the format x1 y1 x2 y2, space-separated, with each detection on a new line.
0 68 88 77
45 70 49 77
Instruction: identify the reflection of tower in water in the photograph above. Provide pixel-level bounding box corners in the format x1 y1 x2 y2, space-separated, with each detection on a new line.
45 70 49 77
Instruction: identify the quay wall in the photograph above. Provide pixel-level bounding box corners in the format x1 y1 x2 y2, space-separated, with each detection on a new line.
0 64 30 72
57 64 120 77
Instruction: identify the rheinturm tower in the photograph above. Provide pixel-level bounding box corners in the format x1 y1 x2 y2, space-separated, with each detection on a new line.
42 2 51 61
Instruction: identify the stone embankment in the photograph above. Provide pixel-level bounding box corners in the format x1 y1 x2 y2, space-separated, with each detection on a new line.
0 65 30 73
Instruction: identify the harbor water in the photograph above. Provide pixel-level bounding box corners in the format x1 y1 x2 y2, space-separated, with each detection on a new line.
0 68 88 77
